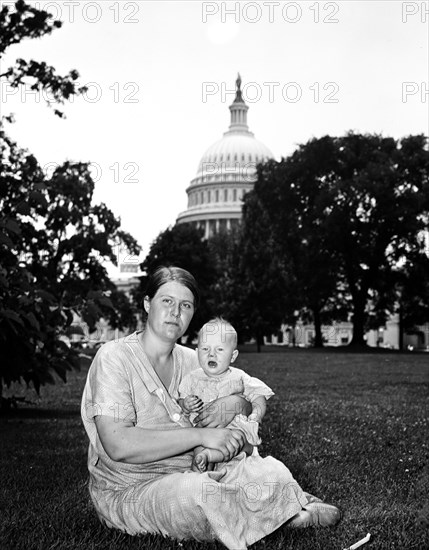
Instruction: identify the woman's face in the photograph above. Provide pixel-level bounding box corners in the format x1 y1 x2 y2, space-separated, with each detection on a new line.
144 281 195 342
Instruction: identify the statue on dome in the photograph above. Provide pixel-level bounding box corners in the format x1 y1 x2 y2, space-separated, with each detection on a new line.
234 72 243 103
236 73 242 91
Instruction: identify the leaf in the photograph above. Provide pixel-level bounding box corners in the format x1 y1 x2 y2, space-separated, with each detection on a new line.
5 219 22 234
87 303 100 319
36 289 56 303
1 310 24 326
24 312 40 331
0 232 14 247
15 202 32 215
29 190 48 207
97 296 114 309
0 273 9 288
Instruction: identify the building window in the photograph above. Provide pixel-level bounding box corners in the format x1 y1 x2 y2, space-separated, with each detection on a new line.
207 190 211 203
227 154 230 161
234 154 237 161
216 189 219 202
233 189 237 201
201 192 204 204
224 189 228 201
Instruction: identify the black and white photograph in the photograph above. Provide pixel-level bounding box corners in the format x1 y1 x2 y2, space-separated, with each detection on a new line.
1 1 428 549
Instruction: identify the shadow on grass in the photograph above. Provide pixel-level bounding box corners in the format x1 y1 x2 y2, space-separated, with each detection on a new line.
0 407 80 419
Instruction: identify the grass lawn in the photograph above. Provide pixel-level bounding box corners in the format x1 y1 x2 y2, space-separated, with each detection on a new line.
1 348 428 550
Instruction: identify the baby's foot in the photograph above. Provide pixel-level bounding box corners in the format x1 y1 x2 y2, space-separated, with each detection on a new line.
193 449 211 472
193 448 224 473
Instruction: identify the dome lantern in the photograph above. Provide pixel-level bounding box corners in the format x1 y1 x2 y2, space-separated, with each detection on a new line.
226 73 251 135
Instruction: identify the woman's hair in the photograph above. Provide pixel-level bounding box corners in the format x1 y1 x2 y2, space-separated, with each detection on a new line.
144 266 200 309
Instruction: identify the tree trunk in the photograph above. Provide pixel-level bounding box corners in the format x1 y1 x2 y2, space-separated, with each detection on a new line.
349 298 367 347
312 307 324 348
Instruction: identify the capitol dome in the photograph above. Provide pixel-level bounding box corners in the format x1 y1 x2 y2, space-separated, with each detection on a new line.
195 133 273 181
176 75 273 237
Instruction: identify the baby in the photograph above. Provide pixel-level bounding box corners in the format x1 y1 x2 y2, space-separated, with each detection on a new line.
178 317 274 472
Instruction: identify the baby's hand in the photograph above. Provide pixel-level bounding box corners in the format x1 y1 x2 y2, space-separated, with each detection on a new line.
183 395 204 413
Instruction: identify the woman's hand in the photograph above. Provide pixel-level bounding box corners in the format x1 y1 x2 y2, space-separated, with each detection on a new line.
194 395 252 428
199 428 246 461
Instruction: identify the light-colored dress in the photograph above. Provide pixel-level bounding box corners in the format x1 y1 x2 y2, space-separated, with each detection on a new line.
81 332 308 550
179 366 275 445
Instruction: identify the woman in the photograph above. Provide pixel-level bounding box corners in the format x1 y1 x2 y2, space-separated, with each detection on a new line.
81 266 341 550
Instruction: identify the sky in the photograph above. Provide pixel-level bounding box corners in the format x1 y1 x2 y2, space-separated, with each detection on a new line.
1 0 428 274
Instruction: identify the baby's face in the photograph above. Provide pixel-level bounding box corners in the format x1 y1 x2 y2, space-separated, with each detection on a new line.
197 328 237 377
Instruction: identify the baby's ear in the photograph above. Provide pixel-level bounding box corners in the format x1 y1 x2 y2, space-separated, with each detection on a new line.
231 350 239 364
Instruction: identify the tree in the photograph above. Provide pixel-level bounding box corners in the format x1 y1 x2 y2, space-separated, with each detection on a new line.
400 256 429 329
0 2 140 398
134 224 216 339
0 0 87 118
240 184 294 351
322 134 429 346
206 227 244 328
395 253 429 350
244 147 346 348
244 133 429 348
0 128 140 396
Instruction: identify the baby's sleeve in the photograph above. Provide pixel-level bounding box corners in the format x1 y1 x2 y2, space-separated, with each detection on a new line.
82 345 136 426
240 371 275 403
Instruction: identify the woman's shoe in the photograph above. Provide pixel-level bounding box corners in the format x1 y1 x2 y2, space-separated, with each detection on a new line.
288 502 342 528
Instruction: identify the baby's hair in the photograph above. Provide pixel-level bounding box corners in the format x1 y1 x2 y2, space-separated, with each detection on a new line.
198 317 238 347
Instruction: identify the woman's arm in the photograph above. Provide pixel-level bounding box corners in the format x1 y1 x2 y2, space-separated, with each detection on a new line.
193 395 252 428
94 414 246 464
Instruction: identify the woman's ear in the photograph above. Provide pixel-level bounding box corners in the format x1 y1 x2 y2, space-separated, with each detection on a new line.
231 349 239 364
143 296 150 314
